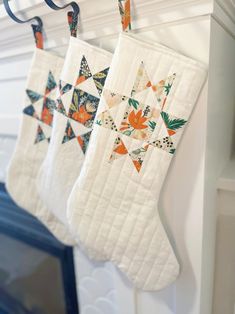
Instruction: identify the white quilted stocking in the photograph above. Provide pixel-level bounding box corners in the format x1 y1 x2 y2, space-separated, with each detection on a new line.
7 48 75 245
37 37 112 244
67 33 207 290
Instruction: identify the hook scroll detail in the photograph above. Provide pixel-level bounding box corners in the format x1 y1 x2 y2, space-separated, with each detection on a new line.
3 0 44 49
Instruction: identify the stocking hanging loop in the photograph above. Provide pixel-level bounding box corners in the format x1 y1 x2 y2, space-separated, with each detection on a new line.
3 0 43 49
118 0 131 32
44 0 80 37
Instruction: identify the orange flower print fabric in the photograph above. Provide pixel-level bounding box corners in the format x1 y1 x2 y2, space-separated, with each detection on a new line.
56 55 109 154
23 71 58 144
129 144 149 172
68 89 99 128
72 105 92 124
96 61 188 173
110 136 129 162
119 99 159 140
128 110 148 129
31 24 43 50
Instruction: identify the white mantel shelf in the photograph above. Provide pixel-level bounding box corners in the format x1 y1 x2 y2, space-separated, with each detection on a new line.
0 0 234 61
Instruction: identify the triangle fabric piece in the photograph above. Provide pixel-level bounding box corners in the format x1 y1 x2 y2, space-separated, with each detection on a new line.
34 124 47 144
130 86 159 111
160 111 187 136
62 120 76 144
129 144 149 172
69 118 91 137
131 61 151 97
40 121 53 139
45 71 57 95
56 97 67 116
103 89 128 109
75 76 100 98
92 67 109 95
33 98 44 119
26 89 42 104
152 74 176 110
47 88 57 103
41 97 57 126
59 80 73 96
23 104 39 119
77 130 92 154
96 110 118 131
109 136 129 162
60 88 74 113
75 55 92 86
149 136 175 154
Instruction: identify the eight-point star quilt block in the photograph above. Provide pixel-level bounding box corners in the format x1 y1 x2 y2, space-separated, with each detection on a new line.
55 55 109 154
96 61 188 172
6 48 75 245
23 71 58 144
35 41 113 245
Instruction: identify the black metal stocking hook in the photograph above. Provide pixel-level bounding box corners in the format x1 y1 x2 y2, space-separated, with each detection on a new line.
44 0 80 17
3 0 44 48
3 0 43 28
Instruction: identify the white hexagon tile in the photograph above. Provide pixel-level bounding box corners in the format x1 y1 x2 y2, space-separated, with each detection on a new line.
74 247 118 314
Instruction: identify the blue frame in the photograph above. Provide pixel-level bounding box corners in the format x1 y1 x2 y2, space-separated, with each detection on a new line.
0 183 79 314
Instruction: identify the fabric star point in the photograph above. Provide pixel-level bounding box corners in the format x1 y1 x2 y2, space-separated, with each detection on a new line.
23 70 58 144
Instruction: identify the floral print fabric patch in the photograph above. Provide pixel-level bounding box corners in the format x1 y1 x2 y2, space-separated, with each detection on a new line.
68 89 99 128
23 71 58 144
96 61 188 173
56 55 109 154
119 99 158 140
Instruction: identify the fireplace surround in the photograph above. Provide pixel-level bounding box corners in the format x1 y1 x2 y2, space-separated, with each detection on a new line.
0 183 79 314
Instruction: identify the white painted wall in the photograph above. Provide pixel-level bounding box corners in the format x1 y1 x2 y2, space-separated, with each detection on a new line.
213 190 235 314
0 1 234 314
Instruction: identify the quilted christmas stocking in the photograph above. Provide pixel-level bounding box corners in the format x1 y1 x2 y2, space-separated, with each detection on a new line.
67 32 207 290
7 20 75 245
36 30 112 244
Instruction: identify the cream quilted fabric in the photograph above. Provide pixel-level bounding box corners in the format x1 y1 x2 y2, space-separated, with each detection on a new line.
7 48 75 245
68 32 207 290
37 37 112 244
